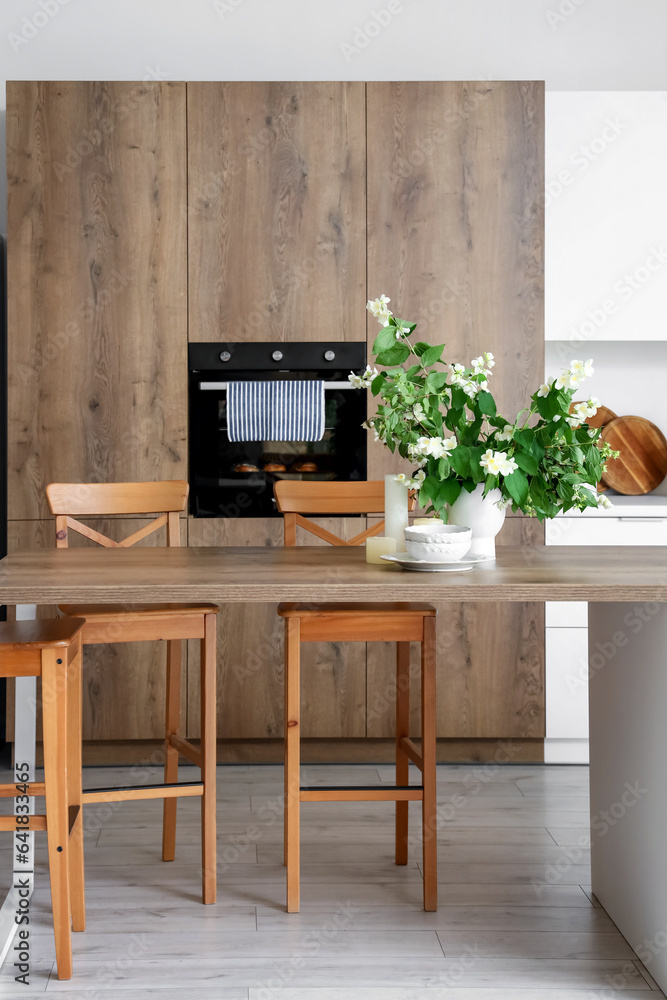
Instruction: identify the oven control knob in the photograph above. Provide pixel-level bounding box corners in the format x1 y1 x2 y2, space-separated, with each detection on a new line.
272 350 283 362
324 350 336 362
219 351 231 362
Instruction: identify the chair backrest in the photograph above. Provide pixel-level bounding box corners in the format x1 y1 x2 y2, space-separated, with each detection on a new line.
274 480 413 547
46 481 188 549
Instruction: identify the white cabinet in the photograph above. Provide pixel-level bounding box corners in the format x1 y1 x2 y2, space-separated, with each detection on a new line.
545 499 667 763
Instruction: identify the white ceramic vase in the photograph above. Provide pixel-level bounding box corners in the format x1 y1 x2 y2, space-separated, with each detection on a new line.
447 484 506 559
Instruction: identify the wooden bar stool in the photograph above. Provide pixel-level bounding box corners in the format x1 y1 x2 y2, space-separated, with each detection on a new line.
46 481 219 905
274 480 438 913
0 618 86 981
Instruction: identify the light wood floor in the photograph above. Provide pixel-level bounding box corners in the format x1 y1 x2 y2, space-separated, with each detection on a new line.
0 762 663 998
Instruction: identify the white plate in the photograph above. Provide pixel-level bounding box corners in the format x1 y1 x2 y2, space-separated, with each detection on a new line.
380 552 492 572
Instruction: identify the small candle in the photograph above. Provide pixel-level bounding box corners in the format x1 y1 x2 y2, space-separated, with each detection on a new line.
384 475 409 551
366 536 396 564
412 517 442 526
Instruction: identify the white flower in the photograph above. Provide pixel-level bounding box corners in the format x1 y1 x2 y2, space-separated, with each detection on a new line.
496 428 513 442
471 355 485 371
571 358 594 379
537 383 551 398
412 403 425 421
393 473 409 484
460 378 481 398
480 450 517 477
408 469 426 487
597 494 613 510
366 295 393 326
553 414 561 422
495 496 512 511
412 435 457 460
361 419 374 430
496 453 518 476
348 365 379 390
483 352 495 369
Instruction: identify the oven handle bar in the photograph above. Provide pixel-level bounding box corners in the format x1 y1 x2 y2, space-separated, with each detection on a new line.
197 381 356 391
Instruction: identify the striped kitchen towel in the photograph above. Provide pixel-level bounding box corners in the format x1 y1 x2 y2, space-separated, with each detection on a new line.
226 380 325 442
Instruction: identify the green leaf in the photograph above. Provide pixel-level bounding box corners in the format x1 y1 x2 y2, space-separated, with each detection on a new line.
476 391 496 417
370 373 386 395
375 344 410 366
412 341 430 357
418 477 439 506
514 453 539 475
371 326 397 354
503 469 529 507
449 445 471 479
425 372 448 391
420 345 444 368
437 478 462 506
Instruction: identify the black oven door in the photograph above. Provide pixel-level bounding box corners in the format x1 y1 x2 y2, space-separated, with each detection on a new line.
188 370 367 518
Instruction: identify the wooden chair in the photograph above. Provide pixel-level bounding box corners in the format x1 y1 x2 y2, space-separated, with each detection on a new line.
45 481 219 904
0 618 86 980
273 480 437 913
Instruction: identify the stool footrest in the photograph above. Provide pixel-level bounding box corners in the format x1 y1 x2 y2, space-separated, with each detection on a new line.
0 782 46 798
82 782 204 804
0 815 47 831
300 786 423 802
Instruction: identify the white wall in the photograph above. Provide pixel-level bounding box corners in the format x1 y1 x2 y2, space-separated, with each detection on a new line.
1 0 667 235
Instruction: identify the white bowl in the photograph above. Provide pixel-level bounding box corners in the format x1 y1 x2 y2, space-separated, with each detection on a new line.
403 522 472 563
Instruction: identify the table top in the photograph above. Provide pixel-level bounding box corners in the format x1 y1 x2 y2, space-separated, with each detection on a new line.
0 545 666 604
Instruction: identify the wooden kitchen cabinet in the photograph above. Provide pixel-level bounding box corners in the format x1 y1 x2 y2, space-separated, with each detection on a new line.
7 80 544 759
187 81 366 344
6 81 188 519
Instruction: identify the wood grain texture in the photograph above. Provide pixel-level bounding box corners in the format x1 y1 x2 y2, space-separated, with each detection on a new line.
6 81 187 519
186 519 366 741
600 415 667 494
187 82 366 343
5 518 187 742
0 543 665 605
366 81 544 482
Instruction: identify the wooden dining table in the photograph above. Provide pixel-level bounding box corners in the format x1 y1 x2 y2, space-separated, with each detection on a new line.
2 543 667 989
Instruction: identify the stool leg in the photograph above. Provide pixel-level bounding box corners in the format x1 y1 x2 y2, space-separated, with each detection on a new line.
421 616 437 911
162 638 181 863
66 636 85 932
41 649 73 981
284 617 301 912
201 614 217 904
395 641 410 865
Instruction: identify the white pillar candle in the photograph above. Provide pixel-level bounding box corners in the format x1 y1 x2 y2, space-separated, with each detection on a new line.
384 475 409 552
365 535 396 564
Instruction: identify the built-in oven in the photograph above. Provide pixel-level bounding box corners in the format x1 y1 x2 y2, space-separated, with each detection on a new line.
188 342 368 517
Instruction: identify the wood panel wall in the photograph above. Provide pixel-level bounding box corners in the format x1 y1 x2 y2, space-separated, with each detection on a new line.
6 80 545 758
6 81 188 520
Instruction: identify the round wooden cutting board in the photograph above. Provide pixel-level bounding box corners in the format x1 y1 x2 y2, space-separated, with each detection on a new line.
600 416 667 495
